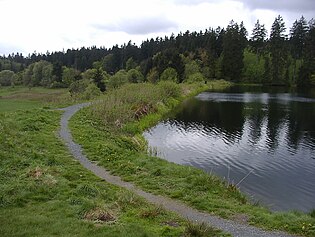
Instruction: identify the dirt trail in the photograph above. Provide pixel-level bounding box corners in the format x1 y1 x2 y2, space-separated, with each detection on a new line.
58 103 297 237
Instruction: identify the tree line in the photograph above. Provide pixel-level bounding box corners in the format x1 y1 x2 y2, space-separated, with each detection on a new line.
0 15 314 91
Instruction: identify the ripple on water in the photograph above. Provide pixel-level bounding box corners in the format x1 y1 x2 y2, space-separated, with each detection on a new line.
144 91 315 212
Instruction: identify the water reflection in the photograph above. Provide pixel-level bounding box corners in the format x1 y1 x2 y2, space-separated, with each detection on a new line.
144 87 315 212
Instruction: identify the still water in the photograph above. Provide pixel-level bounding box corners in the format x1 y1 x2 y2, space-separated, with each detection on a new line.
144 86 315 212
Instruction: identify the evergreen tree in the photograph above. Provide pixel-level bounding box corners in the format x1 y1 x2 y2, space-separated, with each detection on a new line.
269 15 288 84
52 61 63 83
290 16 309 83
250 20 267 57
222 20 247 81
290 16 308 59
93 68 106 92
298 19 315 86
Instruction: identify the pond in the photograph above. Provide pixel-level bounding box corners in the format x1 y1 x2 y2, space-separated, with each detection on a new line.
144 86 315 212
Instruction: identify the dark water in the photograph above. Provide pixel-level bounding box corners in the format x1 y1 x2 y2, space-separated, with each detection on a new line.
144 86 315 212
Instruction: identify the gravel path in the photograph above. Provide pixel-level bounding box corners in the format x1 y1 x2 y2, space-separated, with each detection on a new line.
58 103 297 237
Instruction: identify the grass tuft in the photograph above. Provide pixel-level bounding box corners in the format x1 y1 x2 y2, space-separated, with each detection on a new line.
183 222 225 237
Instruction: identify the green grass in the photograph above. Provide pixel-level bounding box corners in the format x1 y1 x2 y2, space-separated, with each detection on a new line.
0 109 183 236
0 86 228 236
0 86 76 112
0 99 42 112
69 81 315 237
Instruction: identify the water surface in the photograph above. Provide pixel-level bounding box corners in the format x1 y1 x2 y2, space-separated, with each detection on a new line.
144 86 315 212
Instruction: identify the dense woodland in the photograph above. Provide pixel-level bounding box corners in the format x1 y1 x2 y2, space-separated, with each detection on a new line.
0 15 315 94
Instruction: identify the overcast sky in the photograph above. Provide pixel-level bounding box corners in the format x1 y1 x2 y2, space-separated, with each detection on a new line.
0 0 314 56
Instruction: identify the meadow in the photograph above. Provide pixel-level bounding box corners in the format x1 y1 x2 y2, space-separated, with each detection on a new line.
0 85 227 237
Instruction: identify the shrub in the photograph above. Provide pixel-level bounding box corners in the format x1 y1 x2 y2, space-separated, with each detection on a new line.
69 79 89 96
185 72 205 83
0 70 15 86
147 68 159 84
108 70 128 89
160 67 178 83
158 81 181 98
127 69 144 83
83 83 101 100
184 60 201 80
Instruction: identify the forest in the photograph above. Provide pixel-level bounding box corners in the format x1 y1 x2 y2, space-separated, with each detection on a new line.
0 15 314 95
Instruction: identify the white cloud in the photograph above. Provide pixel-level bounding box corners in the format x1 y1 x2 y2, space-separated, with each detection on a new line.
239 0 315 12
0 0 312 55
92 15 178 35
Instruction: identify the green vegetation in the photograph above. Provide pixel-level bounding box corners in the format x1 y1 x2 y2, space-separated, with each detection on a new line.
0 86 69 112
1 15 315 92
0 91 230 237
1 12 315 237
69 81 315 237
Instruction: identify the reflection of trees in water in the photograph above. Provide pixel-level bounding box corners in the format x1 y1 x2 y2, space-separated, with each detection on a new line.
265 102 287 151
245 102 266 145
287 103 315 151
173 96 315 155
287 102 304 150
175 98 245 143
245 101 315 153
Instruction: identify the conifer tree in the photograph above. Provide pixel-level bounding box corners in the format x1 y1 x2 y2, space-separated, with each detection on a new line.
290 16 309 83
269 15 288 84
222 20 247 81
251 20 267 57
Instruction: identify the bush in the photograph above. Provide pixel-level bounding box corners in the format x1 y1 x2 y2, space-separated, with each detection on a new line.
242 49 265 83
83 83 101 100
69 79 90 96
146 68 159 84
127 69 144 83
50 81 67 88
158 81 181 98
185 72 205 83
0 70 15 86
160 67 178 83
184 60 201 80
108 70 128 89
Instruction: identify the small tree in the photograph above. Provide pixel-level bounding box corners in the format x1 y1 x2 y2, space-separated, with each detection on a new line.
185 72 205 83
93 68 106 92
146 67 159 84
62 67 80 87
52 61 63 83
160 67 178 83
126 57 137 71
69 79 89 97
107 70 128 89
184 60 201 81
83 83 101 100
0 70 15 86
127 69 144 83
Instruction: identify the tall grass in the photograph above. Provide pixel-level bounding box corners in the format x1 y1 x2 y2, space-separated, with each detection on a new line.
92 81 181 128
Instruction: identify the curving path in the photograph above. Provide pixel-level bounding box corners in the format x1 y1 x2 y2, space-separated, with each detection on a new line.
58 103 297 237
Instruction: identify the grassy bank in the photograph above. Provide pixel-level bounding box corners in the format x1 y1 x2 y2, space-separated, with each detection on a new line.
70 81 315 237
0 87 229 236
